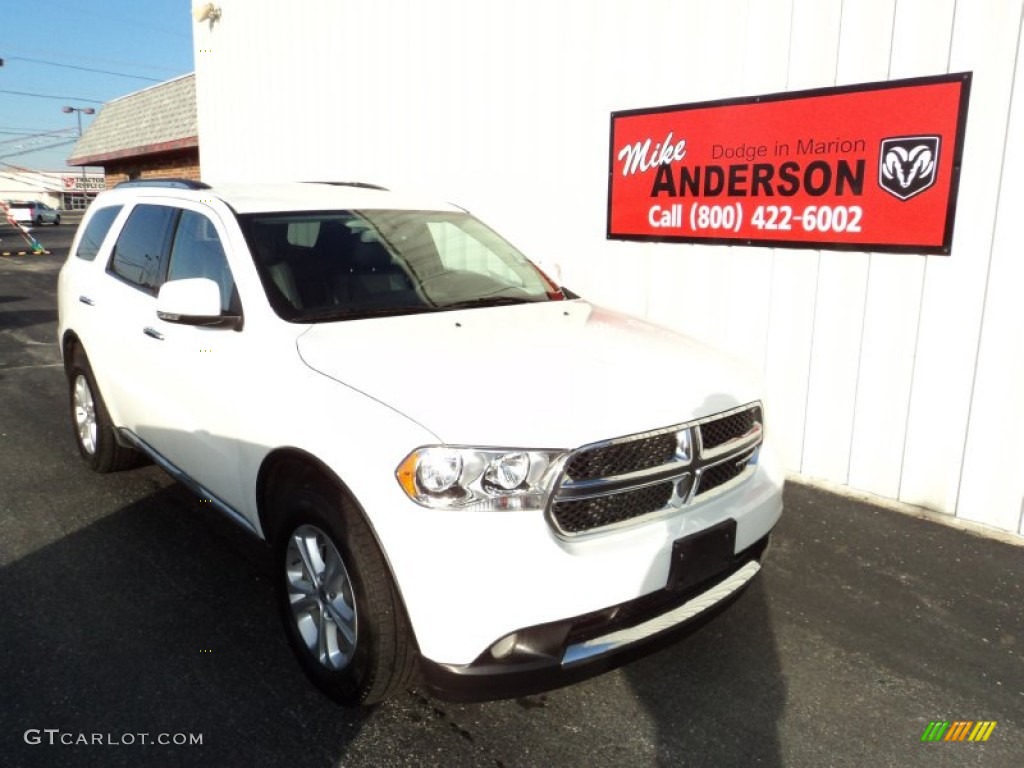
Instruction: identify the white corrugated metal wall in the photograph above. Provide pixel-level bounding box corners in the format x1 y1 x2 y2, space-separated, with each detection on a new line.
194 0 1024 536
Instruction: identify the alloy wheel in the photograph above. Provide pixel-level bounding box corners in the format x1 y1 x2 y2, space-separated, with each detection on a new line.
285 524 358 670
73 374 97 455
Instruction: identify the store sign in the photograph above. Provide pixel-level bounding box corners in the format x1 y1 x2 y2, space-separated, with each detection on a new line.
62 176 106 191
607 73 971 254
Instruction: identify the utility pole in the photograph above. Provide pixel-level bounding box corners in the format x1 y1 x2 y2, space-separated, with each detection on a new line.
63 105 95 209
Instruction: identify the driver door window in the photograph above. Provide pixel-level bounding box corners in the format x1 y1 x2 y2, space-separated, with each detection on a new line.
167 210 240 314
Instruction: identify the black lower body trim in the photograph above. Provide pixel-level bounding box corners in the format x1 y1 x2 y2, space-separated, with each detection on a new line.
420 531 772 702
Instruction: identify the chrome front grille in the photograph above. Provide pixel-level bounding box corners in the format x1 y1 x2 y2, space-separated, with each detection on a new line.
548 403 763 537
695 447 758 497
549 481 676 535
563 433 676 482
699 406 762 454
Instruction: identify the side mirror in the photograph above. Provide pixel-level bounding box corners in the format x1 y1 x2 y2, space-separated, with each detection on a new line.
156 278 241 330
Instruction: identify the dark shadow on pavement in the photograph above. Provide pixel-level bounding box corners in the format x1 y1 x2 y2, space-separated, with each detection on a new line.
624 581 784 767
0 484 371 768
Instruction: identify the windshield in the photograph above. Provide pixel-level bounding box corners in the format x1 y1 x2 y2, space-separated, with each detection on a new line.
239 209 564 322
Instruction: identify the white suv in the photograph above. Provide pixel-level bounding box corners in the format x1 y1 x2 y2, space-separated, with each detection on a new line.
5 200 61 226
57 179 783 705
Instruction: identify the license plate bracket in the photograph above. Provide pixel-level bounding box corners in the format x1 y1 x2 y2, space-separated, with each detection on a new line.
667 518 737 592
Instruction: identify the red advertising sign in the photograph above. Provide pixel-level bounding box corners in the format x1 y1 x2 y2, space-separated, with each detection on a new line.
607 73 971 254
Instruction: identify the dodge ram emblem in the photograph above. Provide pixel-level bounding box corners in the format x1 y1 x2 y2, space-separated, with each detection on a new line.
878 136 940 200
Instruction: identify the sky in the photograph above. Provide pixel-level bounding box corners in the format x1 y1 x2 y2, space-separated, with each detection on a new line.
0 0 194 172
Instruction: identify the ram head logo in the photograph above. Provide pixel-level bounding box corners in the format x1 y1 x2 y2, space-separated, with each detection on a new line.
878 136 941 200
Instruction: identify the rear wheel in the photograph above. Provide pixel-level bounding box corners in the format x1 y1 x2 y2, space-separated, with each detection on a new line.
272 467 417 705
54 215 61 226
67 348 142 472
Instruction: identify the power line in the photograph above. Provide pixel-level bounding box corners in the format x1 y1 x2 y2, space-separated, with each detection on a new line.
0 128 72 136
0 89 104 104
0 137 78 161
0 40 183 76
3 56 161 83
0 127 77 147
0 125 65 132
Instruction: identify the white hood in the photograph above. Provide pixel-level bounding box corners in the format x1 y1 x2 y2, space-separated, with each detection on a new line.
295 301 759 449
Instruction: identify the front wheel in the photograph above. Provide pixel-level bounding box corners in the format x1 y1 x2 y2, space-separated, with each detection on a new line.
67 348 142 472
273 471 417 705
54 215 61 226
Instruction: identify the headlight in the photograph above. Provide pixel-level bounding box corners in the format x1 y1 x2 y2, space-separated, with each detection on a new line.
483 451 530 491
416 449 463 493
396 446 565 511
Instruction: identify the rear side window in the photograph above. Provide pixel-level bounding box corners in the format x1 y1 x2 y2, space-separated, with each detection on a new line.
109 204 177 293
75 205 122 262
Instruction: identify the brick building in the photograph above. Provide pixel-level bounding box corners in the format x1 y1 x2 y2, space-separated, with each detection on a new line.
67 73 198 187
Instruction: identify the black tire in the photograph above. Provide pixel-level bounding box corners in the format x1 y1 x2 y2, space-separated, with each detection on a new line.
35 216 43 226
67 348 142 472
54 215 61 226
272 467 417 706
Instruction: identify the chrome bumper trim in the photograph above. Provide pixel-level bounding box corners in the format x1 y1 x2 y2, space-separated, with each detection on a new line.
561 560 761 667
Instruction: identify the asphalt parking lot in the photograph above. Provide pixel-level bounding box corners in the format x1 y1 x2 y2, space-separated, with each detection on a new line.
1 224 1022 768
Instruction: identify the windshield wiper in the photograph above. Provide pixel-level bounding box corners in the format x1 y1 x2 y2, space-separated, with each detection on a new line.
300 305 430 323
298 296 548 322
434 296 547 310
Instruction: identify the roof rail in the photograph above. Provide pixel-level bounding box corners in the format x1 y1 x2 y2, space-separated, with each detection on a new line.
115 178 211 190
302 181 389 191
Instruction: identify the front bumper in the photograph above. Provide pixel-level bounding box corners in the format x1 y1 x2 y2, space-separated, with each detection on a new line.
420 530 771 702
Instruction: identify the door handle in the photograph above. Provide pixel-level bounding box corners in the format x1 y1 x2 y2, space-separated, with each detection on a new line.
143 327 164 341
79 295 95 306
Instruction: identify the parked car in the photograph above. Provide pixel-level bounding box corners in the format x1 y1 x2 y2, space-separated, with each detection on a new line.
5 200 61 226
56 179 783 705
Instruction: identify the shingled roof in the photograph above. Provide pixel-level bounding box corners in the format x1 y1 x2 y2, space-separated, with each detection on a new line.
68 73 197 166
